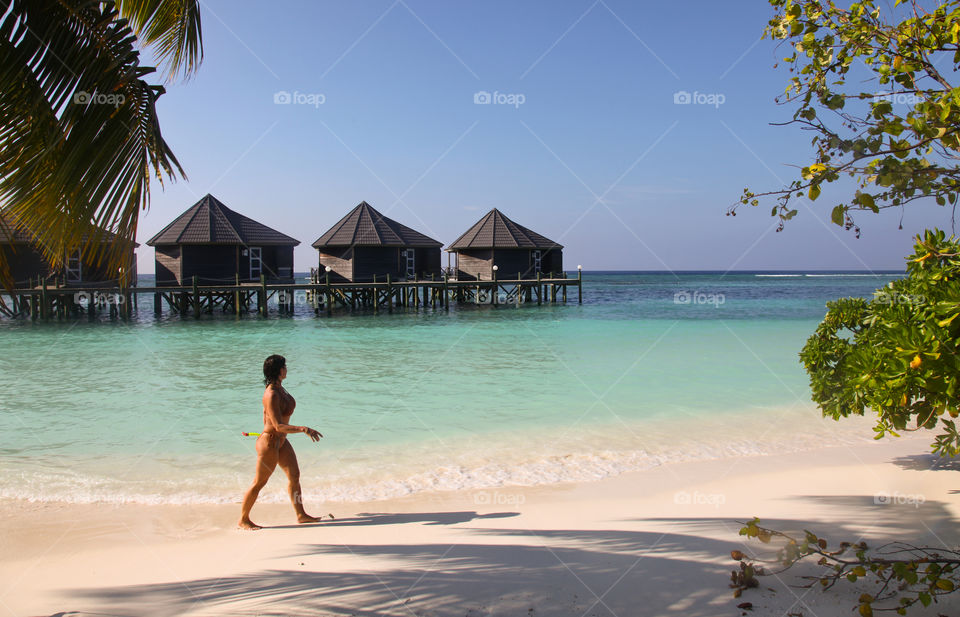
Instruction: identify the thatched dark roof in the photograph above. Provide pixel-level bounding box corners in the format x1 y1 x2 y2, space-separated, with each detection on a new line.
146 194 300 247
0 212 139 247
312 201 441 248
447 209 562 250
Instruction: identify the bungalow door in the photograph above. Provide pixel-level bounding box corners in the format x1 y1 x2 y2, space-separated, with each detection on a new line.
532 250 542 273
66 249 82 283
249 247 262 280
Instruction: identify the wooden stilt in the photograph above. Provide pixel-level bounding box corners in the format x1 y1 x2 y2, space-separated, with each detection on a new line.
192 276 200 318
259 274 267 316
444 274 449 311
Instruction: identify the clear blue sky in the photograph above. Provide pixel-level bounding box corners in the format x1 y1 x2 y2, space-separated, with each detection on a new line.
137 0 953 274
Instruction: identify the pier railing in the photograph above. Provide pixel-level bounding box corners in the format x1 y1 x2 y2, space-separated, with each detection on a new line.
0 270 583 320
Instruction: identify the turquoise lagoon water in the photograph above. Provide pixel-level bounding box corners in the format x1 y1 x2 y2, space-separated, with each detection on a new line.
0 272 903 505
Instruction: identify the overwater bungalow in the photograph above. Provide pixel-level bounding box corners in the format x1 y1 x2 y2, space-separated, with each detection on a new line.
312 201 442 282
447 209 563 280
146 194 300 286
0 213 138 287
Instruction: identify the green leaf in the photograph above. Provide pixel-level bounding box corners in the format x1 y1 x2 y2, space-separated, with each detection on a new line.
938 313 959 327
809 184 822 201
831 205 845 225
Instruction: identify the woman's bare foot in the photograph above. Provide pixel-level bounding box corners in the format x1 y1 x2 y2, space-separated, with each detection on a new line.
297 513 322 524
238 518 262 530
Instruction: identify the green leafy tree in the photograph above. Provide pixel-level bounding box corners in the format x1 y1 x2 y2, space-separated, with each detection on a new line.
0 0 202 286
730 2 960 612
800 229 960 456
732 0 960 235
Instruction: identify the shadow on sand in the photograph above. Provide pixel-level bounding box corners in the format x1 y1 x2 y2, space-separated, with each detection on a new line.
53 497 960 617
262 510 520 530
891 453 960 472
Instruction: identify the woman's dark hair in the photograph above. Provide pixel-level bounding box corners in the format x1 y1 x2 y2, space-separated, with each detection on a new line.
263 354 286 386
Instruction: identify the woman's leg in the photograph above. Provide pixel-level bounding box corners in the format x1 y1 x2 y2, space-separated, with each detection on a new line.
239 436 279 529
278 440 320 523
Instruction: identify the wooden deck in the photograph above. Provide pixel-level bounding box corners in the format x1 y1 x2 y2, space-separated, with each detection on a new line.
0 272 583 319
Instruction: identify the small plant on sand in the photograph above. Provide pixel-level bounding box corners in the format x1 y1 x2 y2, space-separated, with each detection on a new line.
732 519 960 615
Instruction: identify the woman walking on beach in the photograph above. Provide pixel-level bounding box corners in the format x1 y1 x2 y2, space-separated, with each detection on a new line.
239 354 323 530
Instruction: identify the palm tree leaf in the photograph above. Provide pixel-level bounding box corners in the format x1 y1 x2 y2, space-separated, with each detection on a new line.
116 0 203 82
0 0 187 288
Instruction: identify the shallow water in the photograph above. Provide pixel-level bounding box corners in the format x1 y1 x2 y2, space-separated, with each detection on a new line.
0 271 902 504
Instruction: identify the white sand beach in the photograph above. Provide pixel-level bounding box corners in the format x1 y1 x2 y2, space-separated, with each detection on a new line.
1 433 957 617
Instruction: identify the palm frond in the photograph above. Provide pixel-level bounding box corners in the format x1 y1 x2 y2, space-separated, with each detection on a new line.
0 0 187 288
116 0 203 82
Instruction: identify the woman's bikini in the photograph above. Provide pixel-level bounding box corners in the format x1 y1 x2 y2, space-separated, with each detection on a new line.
261 384 297 448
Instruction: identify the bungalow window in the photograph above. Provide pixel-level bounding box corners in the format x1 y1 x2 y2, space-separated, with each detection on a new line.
532 250 542 273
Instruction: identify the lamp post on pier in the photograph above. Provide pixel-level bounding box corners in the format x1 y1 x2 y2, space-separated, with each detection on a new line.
324 266 332 314
577 265 582 304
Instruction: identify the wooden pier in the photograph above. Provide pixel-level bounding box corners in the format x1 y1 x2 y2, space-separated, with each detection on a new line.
0 270 583 320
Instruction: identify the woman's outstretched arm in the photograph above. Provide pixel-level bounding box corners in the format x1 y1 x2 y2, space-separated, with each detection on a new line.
263 390 322 440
